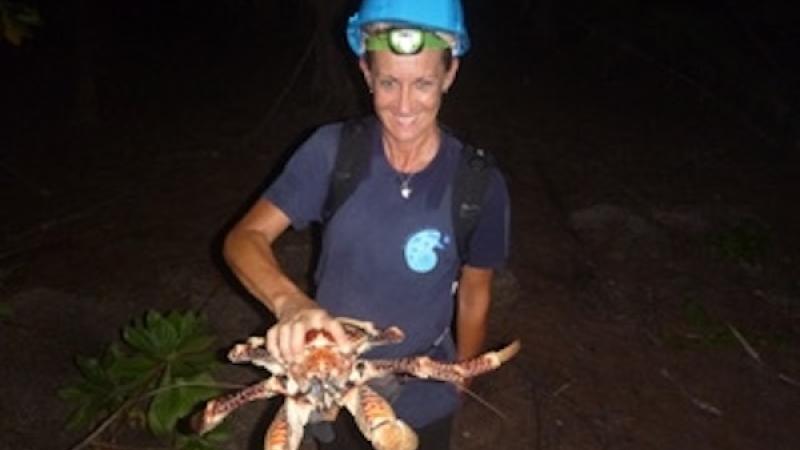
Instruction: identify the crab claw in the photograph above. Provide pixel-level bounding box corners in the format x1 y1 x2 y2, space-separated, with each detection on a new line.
371 418 418 450
344 385 418 450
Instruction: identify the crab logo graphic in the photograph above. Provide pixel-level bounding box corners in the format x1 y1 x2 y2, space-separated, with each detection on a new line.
404 229 448 273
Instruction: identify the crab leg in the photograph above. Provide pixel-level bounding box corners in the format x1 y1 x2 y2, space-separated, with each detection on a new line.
227 337 286 373
264 400 313 450
337 317 406 354
193 375 286 434
365 340 521 385
342 385 418 450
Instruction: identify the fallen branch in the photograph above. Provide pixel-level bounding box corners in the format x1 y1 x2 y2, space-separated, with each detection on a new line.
660 368 723 417
551 382 572 397
726 323 799 389
68 381 246 450
778 373 800 388
727 322 764 366
462 386 510 422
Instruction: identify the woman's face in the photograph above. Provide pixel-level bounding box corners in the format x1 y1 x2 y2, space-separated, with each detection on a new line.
360 50 459 145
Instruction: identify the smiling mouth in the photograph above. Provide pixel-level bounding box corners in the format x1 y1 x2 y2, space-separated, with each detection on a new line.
394 115 416 127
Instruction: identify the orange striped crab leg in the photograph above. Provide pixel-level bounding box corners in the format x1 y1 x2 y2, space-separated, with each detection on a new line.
264 400 314 450
192 375 286 434
361 340 521 386
342 385 418 450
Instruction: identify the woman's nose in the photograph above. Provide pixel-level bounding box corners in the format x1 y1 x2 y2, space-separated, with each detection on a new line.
397 85 413 113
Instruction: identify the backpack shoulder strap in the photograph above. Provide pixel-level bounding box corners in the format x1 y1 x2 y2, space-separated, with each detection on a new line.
323 116 374 221
452 143 495 263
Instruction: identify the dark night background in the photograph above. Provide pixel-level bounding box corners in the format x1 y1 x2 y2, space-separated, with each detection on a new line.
2 1 799 450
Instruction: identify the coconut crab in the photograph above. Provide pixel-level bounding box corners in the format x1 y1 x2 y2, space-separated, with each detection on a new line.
192 317 520 450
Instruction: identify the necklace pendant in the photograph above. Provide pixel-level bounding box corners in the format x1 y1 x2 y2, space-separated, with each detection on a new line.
400 185 412 199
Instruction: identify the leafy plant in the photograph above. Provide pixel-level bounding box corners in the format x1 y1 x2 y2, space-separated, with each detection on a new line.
665 295 793 355
60 310 230 450
677 298 733 347
0 0 41 46
0 301 11 319
706 220 770 266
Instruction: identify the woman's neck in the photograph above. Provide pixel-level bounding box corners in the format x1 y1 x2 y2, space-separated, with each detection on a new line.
382 127 441 174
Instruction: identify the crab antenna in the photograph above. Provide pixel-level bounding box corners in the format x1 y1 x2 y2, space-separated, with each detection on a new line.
461 386 510 421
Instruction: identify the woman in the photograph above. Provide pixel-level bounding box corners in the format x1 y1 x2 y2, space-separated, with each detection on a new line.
223 1 509 448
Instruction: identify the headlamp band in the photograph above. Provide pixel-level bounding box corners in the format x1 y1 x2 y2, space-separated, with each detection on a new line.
365 28 451 55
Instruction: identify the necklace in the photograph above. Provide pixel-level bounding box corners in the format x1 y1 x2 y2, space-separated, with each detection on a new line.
398 172 414 199
385 136 438 200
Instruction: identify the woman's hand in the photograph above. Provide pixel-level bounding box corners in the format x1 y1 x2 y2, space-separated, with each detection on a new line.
266 295 349 363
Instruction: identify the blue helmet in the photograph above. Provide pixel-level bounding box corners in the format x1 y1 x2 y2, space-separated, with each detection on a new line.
346 0 470 57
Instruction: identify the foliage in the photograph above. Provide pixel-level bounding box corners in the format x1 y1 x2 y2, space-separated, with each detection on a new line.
59 310 228 449
667 298 789 351
706 220 770 266
676 297 734 347
0 301 12 320
0 0 41 46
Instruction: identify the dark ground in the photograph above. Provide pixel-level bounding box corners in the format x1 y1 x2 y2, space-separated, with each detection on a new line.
2 3 800 450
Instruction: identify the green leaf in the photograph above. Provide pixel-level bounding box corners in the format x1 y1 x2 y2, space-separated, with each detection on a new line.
148 373 221 437
124 322 159 355
169 310 194 335
60 309 225 444
0 302 12 320
59 379 124 431
57 386 84 402
75 355 108 385
63 401 99 430
0 1 40 46
14 7 41 27
177 334 217 356
147 310 180 352
682 299 712 328
170 353 219 378
108 353 159 381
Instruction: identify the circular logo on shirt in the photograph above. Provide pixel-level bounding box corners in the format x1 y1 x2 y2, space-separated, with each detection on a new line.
404 229 448 273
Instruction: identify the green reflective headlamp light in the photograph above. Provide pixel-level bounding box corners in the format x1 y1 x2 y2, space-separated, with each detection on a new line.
365 28 451 55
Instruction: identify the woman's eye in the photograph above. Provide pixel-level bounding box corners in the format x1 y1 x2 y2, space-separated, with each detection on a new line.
415 80 434 90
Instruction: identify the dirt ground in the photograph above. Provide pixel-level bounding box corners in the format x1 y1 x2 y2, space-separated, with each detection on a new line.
2 5 799 450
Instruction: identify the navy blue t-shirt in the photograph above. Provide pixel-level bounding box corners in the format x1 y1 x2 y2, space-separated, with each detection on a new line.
264 119 509 427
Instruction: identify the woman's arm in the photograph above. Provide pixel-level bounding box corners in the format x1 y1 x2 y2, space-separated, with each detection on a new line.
455 265 494 361
223 197 346 360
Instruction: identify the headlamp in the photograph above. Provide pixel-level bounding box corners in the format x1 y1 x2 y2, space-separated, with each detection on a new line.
365 28 451 55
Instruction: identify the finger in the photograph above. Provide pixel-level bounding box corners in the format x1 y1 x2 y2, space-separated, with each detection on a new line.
278 321 294 362
328 319 351 352
266 326 281 362
290 319 307 359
